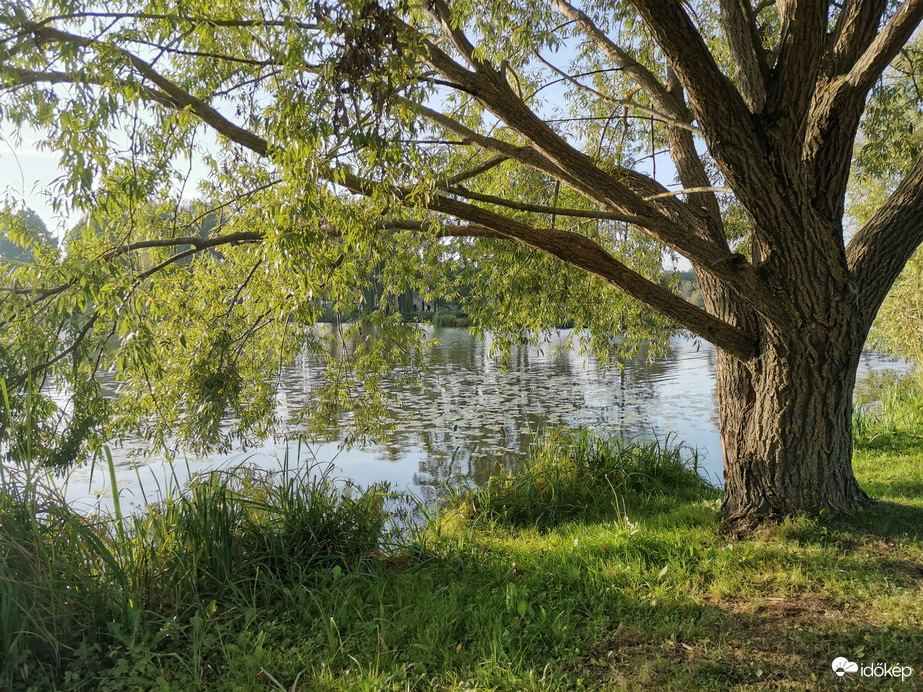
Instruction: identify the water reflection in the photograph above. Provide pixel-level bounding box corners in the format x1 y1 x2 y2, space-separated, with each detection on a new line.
61 329 910 513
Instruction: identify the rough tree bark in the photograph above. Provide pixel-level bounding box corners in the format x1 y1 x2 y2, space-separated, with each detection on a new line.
631 0 923 529
716 325 869 526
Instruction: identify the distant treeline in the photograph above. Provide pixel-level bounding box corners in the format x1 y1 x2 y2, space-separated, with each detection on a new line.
664 270 705 309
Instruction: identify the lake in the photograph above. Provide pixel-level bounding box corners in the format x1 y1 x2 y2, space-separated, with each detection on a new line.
60 329 910 514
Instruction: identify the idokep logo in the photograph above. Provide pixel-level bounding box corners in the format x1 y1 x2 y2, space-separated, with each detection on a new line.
832 657 914 682
832 657 858 677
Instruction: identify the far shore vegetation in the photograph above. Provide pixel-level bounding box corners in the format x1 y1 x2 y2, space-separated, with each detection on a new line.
3 376 923 690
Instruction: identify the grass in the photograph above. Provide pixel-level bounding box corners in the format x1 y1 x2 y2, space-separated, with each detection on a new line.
458 429 709 528
2 404 923 689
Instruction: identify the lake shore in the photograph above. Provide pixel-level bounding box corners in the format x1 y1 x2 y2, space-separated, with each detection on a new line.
4 382 923 690
61 332 910 516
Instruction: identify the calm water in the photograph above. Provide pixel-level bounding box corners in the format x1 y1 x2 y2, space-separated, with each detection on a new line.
61 329 909 513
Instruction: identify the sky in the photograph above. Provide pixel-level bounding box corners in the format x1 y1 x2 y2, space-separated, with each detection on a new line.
1 122 215 241
1 128 79 238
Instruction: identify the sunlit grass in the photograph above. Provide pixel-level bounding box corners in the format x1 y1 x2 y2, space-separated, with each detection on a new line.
457 428 713 528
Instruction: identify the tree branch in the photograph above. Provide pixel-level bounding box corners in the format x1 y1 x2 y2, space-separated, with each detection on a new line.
31 11 319 31
444 185 648 224
337 167 775 327
427 0 482 70
844 0 923 92
826 0 889 76
14 21 272 156
407 97 768 305
847 151 923 324
533 51 700 133
661 66 727 245
763 0 828 152
438 154 510 186
644 186 733 200
626 0 784 227
1 232 263 299
101 231 263 260
453 218 759 360
371 198 758 359
803 0 923 223
11 314 99 386
717 0 769 110
551 0 687 118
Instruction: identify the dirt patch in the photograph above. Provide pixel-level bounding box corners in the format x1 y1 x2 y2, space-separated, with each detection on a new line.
711 593 844 629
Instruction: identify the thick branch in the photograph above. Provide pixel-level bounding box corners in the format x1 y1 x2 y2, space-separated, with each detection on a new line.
427 0 482 70
663 67 727 245
826 0 888 76
338 167 771 336
551 0 686 118
445 186 647 224
717 0 769 110
763 0 828 152
627 0 785 226
102 231 263 259
447 216 757 360
844 0 923 92
804 0 923 223
16 21 272 156
408 97 760 294
847 152 923 324
378 202 758 359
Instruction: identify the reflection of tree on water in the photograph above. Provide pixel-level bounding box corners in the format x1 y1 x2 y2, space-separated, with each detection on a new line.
84 330 905 503
376 330 681 493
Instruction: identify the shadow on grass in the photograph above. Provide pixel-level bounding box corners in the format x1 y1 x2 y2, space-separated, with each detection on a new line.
619 608 923 691
855 430 923 455
857 500 923 541
392 554 923 691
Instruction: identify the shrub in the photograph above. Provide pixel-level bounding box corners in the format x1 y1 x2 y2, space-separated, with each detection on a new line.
432 312 471 328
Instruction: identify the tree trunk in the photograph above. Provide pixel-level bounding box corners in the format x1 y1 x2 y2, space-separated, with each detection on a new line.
717 323 871 531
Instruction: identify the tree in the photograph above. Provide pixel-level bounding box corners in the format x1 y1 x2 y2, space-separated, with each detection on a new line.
0 207 57 264
1 0 923 529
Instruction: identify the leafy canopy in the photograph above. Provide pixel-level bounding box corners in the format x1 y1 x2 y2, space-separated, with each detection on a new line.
0 0 921 465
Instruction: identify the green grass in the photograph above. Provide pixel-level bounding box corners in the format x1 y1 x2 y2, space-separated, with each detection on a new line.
458 429 711 528
3 407 923 689
855 371 923 442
